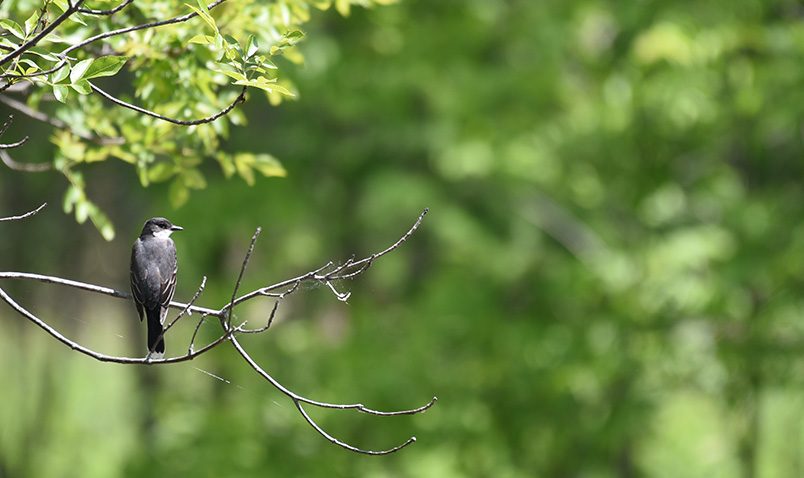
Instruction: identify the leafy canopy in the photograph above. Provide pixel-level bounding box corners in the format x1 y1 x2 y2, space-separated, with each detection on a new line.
0 0 395 239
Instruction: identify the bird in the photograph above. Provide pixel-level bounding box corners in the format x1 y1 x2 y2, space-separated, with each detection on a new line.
130 217 182 357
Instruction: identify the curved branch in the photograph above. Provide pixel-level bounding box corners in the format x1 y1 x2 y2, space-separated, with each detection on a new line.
0 114 33 152
0 135 28 149
0 286 238 364
230 335 435 454
1 150 52 172
295 402 417 455
0 202 47 222
90 83 247 126
0 211 435 454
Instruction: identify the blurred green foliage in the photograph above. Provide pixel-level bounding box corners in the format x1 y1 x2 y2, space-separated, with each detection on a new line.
1 0 804 477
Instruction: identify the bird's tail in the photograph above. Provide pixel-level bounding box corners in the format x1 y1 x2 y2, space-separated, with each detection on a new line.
146 308 166 355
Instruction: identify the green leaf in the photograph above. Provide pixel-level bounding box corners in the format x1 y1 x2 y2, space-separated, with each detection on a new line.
69 58 94 83
169 178 190 208
335 0 351 16
185 0 218 34
51 0 69 13
285 30 305 43
70 80 92 95
75 198 90 223
53 84 69 103
18 59 39 71
252 154 286 177
88 205 115 241
24 11 41 36
212 64 247 82
246 35 259 59
63 185 81 213
188 34 214 45
216 153 235 178
109 147 137 164
83 56 127 80
0 20 25 40
147 162 178 182
27 47 60 62
50 65 70 84
68 12 88 26
182 168 207 189
234 154 255 185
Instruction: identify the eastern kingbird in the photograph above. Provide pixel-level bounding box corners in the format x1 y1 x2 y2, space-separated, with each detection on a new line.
130 217 182 357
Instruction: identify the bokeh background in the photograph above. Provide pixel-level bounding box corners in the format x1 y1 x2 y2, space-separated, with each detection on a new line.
2 0 804 476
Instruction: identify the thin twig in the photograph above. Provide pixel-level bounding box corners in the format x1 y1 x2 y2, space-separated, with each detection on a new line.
0 135 28 149
225 227 261 328
0 202 47 222
0 115 13 136
238 300 279 334
1 150 52 172
162 276 207 336
188 313 210 354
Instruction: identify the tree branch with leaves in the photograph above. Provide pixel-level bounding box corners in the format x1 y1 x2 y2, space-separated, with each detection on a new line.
0 0 395 238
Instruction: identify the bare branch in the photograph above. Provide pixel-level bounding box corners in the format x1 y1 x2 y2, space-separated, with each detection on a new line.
0 211 435 454
0 202 47 222
0 285 237 364
226 208 430 310
229 335 435 454
0 115 12 136
295 402 416 455
90 83 248 126
162 276 207 336
238 300 279 334
0 114 31 152
188 313 211 353
1 150 52 172
325 280 351 302
0 135 28 149
226 227 261 328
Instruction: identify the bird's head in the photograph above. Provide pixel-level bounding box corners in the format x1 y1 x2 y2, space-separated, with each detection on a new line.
141 217 183 238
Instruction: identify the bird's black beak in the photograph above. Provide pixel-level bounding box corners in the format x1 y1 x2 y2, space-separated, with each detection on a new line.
171 225 183 231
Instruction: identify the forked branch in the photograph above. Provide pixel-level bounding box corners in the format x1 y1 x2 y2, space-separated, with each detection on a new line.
0 206 435 454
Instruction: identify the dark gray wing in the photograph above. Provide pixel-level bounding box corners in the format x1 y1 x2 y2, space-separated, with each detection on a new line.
156 240 178 325
130 241 145 321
